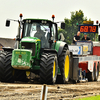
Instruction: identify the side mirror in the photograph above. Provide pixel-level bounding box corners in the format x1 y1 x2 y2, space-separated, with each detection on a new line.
6 20 10 27
58 33 65 41
61 22 65 29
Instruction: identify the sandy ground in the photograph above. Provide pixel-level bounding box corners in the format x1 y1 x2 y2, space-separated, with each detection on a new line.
0 76 100 100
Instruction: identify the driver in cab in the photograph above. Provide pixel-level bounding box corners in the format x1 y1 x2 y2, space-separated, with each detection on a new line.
34 25 45 39
34 25 46 48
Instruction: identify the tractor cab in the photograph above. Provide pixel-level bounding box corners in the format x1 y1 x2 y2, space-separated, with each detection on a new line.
21 19 58 49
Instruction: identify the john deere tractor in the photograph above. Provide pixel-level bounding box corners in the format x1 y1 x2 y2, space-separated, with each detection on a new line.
0 14 71 84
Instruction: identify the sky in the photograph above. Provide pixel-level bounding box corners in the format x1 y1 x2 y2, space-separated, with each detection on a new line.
0 0 100 38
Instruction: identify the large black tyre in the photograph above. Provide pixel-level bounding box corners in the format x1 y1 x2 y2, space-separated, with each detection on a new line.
0 51 14 83
40 53 58 84
14 69 28 82
86 64 95 81
94 62 99 81
58 47 70 83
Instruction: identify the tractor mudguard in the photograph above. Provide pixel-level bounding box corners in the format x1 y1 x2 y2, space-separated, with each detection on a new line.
2 47 14 53
43 49 57 55
55 41 68 57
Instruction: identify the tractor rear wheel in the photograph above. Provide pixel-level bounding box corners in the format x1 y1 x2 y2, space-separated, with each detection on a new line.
58 47 70 83
40 53 58 84
0 51 14 83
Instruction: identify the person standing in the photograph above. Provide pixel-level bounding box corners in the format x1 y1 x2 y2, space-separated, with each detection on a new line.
73 31 80 44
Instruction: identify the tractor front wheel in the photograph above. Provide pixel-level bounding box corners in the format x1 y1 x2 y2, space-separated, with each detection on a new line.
14 69 28 82
40 53 58 84
0 51 14 83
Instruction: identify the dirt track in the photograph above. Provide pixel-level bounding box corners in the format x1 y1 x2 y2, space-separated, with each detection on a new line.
0 76 100 100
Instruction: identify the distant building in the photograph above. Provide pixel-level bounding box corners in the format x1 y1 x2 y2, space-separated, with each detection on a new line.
0 38 16 49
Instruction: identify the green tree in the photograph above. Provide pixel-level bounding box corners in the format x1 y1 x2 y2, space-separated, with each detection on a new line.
58 10 87 44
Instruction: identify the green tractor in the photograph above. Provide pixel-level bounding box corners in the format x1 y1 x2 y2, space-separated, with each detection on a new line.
0 14 71 84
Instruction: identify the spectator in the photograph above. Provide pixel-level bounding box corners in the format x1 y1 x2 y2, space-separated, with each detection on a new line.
73 31 80 44
82 33 91 41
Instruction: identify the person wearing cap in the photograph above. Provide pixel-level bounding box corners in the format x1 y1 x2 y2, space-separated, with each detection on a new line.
82 33 91 41
73 31 80 44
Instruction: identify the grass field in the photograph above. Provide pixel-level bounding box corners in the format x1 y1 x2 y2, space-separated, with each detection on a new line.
75 95 100 100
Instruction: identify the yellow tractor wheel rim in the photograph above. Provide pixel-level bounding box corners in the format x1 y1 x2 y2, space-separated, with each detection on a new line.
26 71 30 77
64 55 69 78
53 61 56 78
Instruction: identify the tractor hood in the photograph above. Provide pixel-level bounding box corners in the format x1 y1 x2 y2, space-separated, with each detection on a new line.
20 37 41 59
11 37 41 70
21 37 40 43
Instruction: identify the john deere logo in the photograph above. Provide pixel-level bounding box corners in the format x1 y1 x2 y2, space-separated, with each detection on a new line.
15 52 26 55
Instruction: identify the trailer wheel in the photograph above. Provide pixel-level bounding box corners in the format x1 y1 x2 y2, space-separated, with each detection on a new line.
94 62 99 81
58 47 70 83
40 53 58 84
87 64 95 81
0 51 14 82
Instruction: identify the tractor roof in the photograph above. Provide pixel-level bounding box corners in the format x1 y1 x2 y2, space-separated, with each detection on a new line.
23 18 53 23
